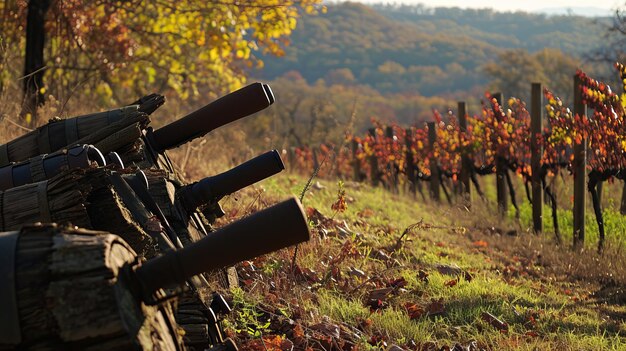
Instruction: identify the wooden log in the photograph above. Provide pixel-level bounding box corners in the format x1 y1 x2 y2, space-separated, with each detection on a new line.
427 122 440 202
573 74 587 249
3 224 183 350
531 83 543 233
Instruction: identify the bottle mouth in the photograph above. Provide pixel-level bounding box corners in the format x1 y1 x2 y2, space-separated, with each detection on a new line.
105 152 125 169
86 145 107 167
263 84 275 105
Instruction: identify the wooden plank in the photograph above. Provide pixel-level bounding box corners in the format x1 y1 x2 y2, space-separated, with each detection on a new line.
573 74 587 249
427 122 440 202
531 83 543 233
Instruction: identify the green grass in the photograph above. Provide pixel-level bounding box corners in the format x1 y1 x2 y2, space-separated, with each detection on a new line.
517 201 626 249
456 173 626 250
223 172 626 350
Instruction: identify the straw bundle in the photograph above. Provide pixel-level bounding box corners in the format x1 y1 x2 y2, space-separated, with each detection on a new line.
0 168 156 257
142 167 237 289
0 224 182 350
0 107 147 167
0 145 105 191
143 169 208 245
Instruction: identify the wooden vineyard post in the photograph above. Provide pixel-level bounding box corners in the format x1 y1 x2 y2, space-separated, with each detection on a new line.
493 92 508 216
427 122 440 202
405 128 416 196
385 126 398 192
458 101 471 205
351 139 361 182
573 74 587 249
368 128 380 186
531 83 543 233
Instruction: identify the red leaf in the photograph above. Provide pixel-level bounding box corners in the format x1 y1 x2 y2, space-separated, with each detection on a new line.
444 279 458 287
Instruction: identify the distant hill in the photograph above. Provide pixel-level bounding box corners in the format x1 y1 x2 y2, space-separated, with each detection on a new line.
536 7 613 17
256 3 609 97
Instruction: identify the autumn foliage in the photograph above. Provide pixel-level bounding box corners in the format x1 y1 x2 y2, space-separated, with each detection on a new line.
0 1 325 102
291 64 626 189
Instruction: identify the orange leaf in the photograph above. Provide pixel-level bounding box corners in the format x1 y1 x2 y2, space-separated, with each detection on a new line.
444 279 458 287
404 302 425 320
473 240 489 248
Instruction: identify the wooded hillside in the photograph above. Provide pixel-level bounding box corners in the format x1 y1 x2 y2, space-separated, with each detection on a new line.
257 3 608 97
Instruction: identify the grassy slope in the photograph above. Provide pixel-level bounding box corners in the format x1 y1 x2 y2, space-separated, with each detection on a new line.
219 172 626 350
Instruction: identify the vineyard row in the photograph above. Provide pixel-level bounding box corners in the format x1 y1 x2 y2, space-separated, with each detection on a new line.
288 63 626 253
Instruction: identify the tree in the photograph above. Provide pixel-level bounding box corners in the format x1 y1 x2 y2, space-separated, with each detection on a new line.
483 49 548 103
22 0 50 119
0 0 324 122
483 48 580 104
591 2 626 65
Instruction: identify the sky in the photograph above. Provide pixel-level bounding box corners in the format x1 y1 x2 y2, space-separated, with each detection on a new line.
347 0 622 13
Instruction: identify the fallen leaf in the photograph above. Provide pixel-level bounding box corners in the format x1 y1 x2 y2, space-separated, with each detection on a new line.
417 270 430 282
426 298 445 316
436 263 463 276
387 277 408 288
347 266 367 278
310 321 340 339
481 311 509 332
358 208 375 218
436 263 473 282
445 279 458 287
367 287 394 301
473 240 489 248
242 335 294 351
370 249 392 261
404 302 425 320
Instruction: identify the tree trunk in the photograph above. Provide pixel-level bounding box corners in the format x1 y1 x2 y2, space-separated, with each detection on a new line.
22 0 51 122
